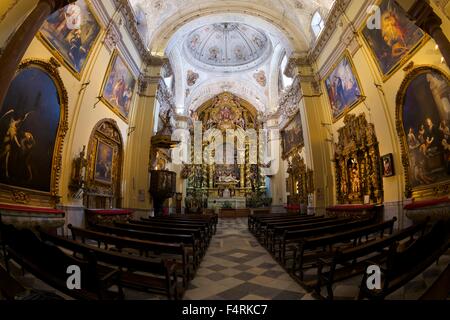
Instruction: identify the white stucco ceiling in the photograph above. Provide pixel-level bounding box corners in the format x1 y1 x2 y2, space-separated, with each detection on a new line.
128 0 336 115
129 0 336 54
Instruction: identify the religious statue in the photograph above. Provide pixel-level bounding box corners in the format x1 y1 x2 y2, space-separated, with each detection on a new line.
218 173 239 183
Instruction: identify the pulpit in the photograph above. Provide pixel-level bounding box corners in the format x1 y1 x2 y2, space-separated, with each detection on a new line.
150 170 176 217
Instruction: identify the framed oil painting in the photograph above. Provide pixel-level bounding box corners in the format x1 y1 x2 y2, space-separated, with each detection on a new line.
0 59 68 205
324 53 364 121
39 0 102 79
281 112 304 159
100 50 136 122
361 0 427 81
381 153 395 177
94 141 114 184
396 66 450 199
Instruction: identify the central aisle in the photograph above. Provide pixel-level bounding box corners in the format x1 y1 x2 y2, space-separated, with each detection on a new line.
184 218 310 300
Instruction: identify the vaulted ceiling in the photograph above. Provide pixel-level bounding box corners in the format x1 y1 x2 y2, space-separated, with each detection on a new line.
128 0 337 115
129 0 336 54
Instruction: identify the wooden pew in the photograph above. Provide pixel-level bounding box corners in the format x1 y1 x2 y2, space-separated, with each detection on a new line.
136 219 212 242
358 220 450 300
316 221 429 300
0 264 29 300
40 231 180 300
291 218 397 282
249 212 297 232
420 263 450 300
150 215 218 234
90 224 201 268
114 221 207 257
68 225 192 288
253 215 327 237
266 218 351 250
254 216 333 239
1 224 121 300
278 218 374 264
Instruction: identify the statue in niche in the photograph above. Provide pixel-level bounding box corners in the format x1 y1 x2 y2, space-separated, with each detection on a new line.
350 161 361 194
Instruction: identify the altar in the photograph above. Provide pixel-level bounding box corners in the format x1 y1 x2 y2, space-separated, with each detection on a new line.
208 197 246 210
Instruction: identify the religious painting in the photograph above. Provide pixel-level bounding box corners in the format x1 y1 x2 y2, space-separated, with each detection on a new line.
381 153 395 177
396 66 450 198
39 0 101 79
361 0 427 81
85 119 123 209
0 59 68 199
94 141 114 184
100 50 136 122
324 53 364 121
281 112 304 159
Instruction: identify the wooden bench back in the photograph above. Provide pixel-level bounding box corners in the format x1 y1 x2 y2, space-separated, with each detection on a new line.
386 221 450 280
301 218 397 249
272 218 352 233
114 221 200 238
91 224 195 245
69 225 184 255
285 218 373 241
40 231 169 275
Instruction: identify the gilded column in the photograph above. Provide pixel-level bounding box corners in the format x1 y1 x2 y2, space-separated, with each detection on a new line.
245 143 251 188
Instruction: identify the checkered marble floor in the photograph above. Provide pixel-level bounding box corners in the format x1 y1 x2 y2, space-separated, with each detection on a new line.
183 218 307 300
183 218 450 301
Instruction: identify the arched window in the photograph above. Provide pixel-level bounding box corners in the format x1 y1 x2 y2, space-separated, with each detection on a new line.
311 11 325 38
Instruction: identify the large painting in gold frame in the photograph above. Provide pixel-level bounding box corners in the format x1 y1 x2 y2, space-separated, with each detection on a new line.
324 51 365 122
281 111 304 160
396 66 450 199
0 58 68 207
100 50 136 123
38 0 102 80
360 0 428 82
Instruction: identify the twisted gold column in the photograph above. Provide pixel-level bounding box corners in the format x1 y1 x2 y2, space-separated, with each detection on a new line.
245 143 251 188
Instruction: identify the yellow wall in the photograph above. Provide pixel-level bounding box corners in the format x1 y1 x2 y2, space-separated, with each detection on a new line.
2 2 156 219
0 0 38 46
305 0 450 222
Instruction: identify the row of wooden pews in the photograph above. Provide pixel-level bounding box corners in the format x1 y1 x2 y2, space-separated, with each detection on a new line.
249 212 450 300
0 213 218 300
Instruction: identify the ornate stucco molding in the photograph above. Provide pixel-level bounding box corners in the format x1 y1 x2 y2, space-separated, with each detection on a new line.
112 0 152 64
308 0 352 62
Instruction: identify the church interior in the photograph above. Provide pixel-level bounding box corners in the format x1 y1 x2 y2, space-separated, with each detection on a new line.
0 0 449 302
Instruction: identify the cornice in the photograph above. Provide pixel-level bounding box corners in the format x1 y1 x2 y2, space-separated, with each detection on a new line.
112 0 152 64
308 0 352 62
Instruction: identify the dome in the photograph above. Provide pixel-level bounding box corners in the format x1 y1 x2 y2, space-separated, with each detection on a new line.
184 23 272 71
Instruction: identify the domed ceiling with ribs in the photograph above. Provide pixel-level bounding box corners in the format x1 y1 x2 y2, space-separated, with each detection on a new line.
184 23 271 71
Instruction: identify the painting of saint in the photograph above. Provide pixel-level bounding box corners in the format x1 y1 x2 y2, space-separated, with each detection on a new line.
0 66 63 192
324 54 363 120
281 112 304 159
381 154 395 177
361 0 426 79
399 68 450 190
101 51 136 121
94 141 113 184
39 0 101 78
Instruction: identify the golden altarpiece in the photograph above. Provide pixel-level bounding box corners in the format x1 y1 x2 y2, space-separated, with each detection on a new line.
182 93 268 211
83 119 123 209
334 114 383 204
286 153 314 209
